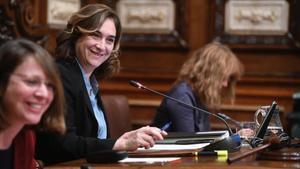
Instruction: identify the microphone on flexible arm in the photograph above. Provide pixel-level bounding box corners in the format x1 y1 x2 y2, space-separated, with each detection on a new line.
217 113 243 128
129 80 241 152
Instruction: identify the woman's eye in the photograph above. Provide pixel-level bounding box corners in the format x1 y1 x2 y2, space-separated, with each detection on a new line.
46 83 55 92
92 34 99 38
89 32 101 39
107 38 115 44
24 79 40 86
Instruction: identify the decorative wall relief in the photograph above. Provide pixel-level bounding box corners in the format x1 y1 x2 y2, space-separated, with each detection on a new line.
117 0 175 34
225 0 289 35
47 0 80 28
115 0 188 49
211 0 299 49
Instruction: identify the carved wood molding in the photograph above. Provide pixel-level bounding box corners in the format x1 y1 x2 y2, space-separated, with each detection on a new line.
0 6 15 44
0 0 50 47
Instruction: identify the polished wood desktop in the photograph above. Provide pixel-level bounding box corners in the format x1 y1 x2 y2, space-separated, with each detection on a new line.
45 146 300 169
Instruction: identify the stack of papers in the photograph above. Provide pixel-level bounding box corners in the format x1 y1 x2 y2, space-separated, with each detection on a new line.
139 143 210 150
128 143 210 157
156 130 229 144
127 131 228 157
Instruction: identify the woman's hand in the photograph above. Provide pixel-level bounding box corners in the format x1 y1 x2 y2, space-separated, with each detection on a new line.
237 128 255 138
112 126 167 151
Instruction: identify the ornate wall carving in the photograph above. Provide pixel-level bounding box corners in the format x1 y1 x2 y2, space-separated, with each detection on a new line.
0 0 50 47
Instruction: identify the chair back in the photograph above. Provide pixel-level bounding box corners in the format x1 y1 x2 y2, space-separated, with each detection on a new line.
101 95 132 139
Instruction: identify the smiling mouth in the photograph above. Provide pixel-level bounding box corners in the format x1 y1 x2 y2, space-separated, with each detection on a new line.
90 49 105 57
30 103 42 109
27 102 46 113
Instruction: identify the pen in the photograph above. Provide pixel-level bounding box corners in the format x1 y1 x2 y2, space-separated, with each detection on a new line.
194 150 228 156
161 122 172 131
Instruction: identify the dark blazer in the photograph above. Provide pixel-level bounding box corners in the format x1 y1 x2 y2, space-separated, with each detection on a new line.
36 58 115 165
152 81 210 132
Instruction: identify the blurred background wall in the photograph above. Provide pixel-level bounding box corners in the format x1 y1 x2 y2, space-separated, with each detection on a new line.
1 0 299 132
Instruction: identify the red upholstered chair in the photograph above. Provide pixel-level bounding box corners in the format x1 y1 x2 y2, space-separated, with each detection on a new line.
101 95 132 139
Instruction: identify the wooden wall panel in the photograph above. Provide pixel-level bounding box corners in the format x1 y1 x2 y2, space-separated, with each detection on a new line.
1 0 299 132
99 0 300 132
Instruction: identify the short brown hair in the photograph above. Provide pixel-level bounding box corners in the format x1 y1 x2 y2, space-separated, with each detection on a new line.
55 4 122 80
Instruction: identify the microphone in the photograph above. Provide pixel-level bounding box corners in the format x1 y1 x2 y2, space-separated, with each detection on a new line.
129 80 241 152
217 113 242 128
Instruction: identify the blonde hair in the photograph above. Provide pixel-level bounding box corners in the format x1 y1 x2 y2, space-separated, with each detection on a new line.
177 42 244 111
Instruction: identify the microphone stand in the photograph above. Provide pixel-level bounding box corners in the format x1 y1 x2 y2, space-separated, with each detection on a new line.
217 113 242 128
129 80 241 152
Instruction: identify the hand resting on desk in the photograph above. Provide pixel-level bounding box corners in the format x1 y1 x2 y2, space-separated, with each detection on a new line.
113 126 168 151
237 128 255 138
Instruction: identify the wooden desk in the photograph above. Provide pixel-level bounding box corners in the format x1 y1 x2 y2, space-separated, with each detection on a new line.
45 147 300 169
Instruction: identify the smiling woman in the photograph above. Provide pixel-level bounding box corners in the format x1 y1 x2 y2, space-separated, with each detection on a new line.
36 4 167 166
0 39 65 169
75 18 116 76
5 57 55 125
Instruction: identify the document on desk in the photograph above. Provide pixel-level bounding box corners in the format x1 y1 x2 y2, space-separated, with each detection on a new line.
119 157 180 163
128 143 210 157
156 130 229 144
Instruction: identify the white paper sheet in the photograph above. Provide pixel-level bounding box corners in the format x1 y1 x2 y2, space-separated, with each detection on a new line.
137 142 210 151
119 157 180 163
